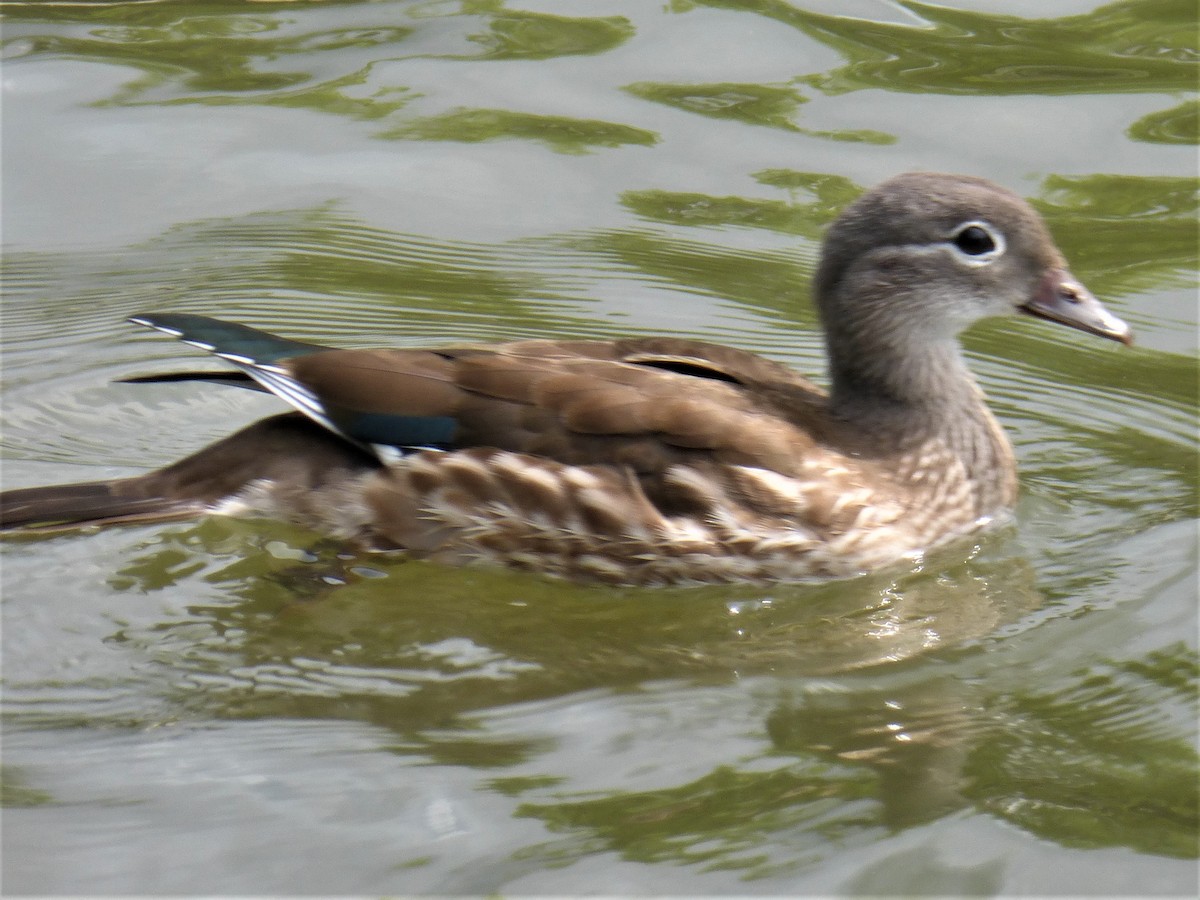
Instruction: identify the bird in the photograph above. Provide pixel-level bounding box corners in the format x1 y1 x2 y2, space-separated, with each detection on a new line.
0 173 1132 585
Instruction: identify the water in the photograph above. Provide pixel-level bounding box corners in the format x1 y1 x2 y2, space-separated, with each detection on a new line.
2 0 1197 894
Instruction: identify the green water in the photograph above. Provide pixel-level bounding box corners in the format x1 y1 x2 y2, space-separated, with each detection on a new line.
2 0 1197 894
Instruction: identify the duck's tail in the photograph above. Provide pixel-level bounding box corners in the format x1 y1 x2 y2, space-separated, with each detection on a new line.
0 481 204 532
1 413 379 534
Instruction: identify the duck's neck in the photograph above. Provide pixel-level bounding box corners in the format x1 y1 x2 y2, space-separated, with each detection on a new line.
828 336 979 421
825 330 1016 507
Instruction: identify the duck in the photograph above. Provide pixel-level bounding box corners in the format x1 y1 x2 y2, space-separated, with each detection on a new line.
0 173 1132 585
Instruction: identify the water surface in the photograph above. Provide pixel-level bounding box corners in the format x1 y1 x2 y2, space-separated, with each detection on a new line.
2 0 1197 894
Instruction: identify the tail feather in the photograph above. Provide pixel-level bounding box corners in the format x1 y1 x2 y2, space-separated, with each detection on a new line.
118 370 263 391
0 481 205 532
1 413 379 534
129 313 328 364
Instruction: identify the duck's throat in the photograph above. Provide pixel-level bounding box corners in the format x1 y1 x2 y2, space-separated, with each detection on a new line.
827 335 977 415
827 337 1018 511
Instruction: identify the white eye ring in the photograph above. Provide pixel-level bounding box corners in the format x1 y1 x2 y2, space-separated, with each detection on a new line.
949 220 1005 266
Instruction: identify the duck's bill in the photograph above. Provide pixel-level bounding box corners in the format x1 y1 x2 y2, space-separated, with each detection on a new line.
1021 268 1133 345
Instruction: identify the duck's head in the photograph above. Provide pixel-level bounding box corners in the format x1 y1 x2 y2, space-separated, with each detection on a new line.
816 172 1132 344
815 172 1131 405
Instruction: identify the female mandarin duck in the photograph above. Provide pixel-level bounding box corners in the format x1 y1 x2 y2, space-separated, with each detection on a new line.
0 173 1131 584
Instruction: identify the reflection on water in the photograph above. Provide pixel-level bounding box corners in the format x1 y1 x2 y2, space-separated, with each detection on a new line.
625 80 895 143
7 509 1187 879
97 518 1041 713
1128 98 1200 144
2 0 1196 894
698 0 1196 96
379 106 659 153
501 654 1197 880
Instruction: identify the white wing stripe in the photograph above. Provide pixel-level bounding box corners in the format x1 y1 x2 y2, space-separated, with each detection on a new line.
240 366 342 436
215 352 256 365
130 318 366 452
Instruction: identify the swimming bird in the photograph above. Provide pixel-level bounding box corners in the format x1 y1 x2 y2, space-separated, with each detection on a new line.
0 173 1132 584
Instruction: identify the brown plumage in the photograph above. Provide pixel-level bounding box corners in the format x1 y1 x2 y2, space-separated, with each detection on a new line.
0 173 1132 584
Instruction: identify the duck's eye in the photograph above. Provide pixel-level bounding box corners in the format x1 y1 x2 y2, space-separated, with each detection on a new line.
950 222 1003 263
954 225 995 255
